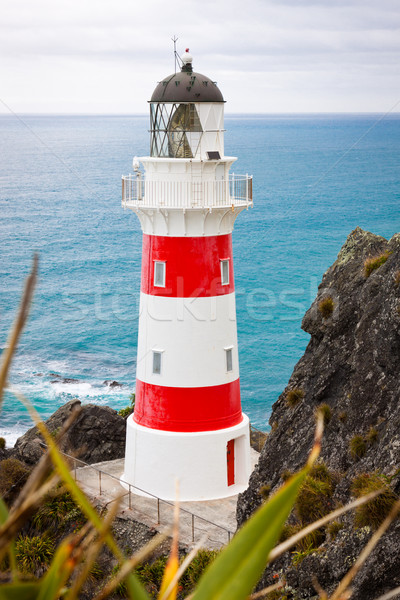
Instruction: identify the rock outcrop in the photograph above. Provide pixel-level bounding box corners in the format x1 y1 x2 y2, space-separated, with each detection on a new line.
15 400 126 465
237 228 400 599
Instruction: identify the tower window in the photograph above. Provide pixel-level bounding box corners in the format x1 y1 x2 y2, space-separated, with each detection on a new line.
152 351 162 375
154 261 166 287
225 347 233 372
220 259 230 285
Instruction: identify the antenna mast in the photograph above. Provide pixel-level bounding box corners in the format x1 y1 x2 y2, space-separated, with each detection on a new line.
172 35 179 74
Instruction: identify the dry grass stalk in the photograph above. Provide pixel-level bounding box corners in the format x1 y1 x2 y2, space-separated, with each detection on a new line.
92 529 171 600
248 581 285 599
374 586 400 600
268 489 381 563
329 498 400 600
0 254 38 405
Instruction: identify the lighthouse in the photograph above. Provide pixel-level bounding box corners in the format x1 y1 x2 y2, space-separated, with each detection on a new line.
122 50 253 501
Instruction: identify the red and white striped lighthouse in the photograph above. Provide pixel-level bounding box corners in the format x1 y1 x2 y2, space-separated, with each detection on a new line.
122 50 253 501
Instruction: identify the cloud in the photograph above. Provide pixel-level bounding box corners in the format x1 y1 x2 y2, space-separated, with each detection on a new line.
1 0 399 113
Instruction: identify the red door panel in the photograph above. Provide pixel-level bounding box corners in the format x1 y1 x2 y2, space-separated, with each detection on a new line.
227 439 235 486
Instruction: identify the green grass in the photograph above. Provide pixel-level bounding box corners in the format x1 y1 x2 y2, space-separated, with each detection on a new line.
351 472 397 529
118 393 136 418
295 475 333 524
350 435 367 460
318 296 334 318
327 521 344 540
317 403 332 426
364 252 390 277
286 388 304 408
15 535 55 576
366 426 378 444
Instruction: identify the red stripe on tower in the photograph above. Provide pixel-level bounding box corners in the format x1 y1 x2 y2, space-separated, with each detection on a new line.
141 233 235 297
133 379 242 432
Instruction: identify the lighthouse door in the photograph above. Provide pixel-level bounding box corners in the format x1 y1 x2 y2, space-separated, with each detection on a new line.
227 439 235 486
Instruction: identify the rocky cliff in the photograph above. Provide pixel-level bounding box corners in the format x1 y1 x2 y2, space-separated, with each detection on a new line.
237 228 400 599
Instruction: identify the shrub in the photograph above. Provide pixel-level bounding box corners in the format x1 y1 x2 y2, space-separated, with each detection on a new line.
181 549 219 593
395 270 400 286
327 520 344 540
0 437 5 450
119 393 136 419
317 403 332 426
135 556 168 596
338 411 348 423
295 475 333 524
266 591 288 600
15 535 55 576
318 296 334 319
364 252 390 277
278 523 301 544
286 388 304 408
350 435 366 460
351 472 397 529
33 490 81 530
0 458 30 501
259 484 272 499
296 528 325 552
111 564 128 597
366 426 378 444
291 543 318 566
280 469 294 482
309 461 334 486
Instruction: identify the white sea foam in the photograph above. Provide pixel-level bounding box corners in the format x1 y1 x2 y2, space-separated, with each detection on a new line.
0 424 30 448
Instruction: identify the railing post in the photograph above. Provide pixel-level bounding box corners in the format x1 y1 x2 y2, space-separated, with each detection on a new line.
99 471 102 495
191 514 195 542
128 484 132 510
157 498 160 525
228 530 231 542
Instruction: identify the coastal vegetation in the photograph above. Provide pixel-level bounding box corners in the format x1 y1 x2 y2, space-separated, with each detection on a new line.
363 251 390 277
349 434 367 460
317 296 334 319
118 394 136 419
285 388 304 408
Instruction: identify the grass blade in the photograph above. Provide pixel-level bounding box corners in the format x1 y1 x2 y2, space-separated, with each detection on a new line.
0 583 41 600
191 415 323 600
0 255 37 406
191 466 309 600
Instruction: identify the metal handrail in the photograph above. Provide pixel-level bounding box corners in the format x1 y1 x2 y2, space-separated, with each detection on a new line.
60 450 235 545
122 173 253 209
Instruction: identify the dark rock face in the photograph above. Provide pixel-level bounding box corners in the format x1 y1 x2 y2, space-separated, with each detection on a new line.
14 400 126 465
237 228 400 599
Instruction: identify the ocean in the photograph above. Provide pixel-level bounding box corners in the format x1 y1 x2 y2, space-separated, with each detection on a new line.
0 113 399 446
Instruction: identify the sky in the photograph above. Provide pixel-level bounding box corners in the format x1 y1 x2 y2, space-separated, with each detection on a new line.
1 0 399 114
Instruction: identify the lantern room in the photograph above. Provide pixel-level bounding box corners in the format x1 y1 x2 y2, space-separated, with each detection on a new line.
149 50 225 160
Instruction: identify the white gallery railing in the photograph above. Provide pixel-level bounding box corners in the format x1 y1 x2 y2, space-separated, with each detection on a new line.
122 174 253 209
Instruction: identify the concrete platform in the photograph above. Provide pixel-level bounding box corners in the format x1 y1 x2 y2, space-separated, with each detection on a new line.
74 450 259 550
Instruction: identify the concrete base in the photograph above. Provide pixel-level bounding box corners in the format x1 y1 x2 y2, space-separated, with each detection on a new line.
122 414 251 501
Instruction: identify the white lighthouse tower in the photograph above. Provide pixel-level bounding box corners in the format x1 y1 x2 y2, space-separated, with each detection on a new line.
122 50 253 501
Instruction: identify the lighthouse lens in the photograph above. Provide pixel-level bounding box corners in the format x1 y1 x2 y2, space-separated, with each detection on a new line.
150 102 202 158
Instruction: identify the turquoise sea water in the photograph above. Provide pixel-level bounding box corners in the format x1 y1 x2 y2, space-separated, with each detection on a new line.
0 113 399 445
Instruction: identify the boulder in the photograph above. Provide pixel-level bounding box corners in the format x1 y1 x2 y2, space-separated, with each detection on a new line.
14 400 126 465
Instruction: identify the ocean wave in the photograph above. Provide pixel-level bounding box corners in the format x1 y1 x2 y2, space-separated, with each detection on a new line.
0 423 30 448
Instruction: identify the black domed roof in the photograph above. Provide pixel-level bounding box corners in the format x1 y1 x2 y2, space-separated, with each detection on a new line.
150 70 224 103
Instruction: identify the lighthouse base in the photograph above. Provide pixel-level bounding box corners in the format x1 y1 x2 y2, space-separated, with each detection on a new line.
122 415 251 501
